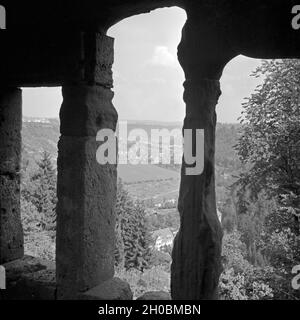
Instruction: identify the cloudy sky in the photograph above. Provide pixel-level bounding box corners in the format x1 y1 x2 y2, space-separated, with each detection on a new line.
23 7 261 123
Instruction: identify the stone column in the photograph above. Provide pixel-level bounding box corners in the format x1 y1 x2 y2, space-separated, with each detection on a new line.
0 87 24 264
56 34 119 299
171 19 227 299
56 32 132 300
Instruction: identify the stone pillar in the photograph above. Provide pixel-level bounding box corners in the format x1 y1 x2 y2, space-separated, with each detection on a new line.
0 87 24 264
171 19 226 300
56 33 119 299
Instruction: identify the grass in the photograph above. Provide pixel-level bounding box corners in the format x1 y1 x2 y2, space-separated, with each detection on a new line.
118 164 179 184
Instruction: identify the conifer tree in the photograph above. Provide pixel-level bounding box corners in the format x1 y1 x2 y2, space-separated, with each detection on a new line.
30 151 57 231
115 179 151 271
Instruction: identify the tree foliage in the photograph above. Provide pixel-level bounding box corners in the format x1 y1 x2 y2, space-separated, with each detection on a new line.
232 59 300 299
236 60 300 226
22 150 57 231
115 179 152 271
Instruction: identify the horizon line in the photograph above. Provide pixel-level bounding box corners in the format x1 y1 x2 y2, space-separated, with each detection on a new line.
22 116 240 125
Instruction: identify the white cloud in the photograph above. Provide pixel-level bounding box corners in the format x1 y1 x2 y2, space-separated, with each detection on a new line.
150 46 177 67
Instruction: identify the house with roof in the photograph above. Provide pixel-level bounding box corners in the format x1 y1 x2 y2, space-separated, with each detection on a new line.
152 228 174 251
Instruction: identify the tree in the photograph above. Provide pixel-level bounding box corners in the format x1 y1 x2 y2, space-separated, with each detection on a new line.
234 59 300 299
220 230 274 300
25 151 57 231
236 59 300 233
115 179 152 271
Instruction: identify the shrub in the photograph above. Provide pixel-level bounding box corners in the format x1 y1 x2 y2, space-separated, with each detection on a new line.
115 265 170 299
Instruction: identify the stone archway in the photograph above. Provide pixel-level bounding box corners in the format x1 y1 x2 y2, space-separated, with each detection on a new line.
1 0 300 300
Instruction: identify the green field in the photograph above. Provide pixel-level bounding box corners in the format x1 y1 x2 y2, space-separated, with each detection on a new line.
118 164 180 202
118 164 179 184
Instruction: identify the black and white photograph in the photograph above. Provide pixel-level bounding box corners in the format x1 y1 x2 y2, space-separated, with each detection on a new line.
0 0 299 311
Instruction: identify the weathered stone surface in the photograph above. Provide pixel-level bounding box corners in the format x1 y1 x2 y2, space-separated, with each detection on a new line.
1 255 55 300
1 32 114 88
56 36 118 300
84 33 114 88
2 1 300 60
171 78 223 300
137 291 171 300
2 2 300 89
60 85 117 137
81 277 133 300
57 84 118 300
15 269 56 300
171 25 223 299
3 255 54 282
0 88 22 173
0 176 23 264
0 87 23 264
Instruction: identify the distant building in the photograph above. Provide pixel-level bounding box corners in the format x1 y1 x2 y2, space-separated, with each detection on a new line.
152 228 174 250
23 117 51 124
217 209 222 223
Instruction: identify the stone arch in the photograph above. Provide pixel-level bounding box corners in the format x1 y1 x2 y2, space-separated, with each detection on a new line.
1 0 300 300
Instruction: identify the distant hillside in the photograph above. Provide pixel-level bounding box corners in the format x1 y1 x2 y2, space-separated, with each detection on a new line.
21 118 241 183
118 164 179 184
215 123 241 171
